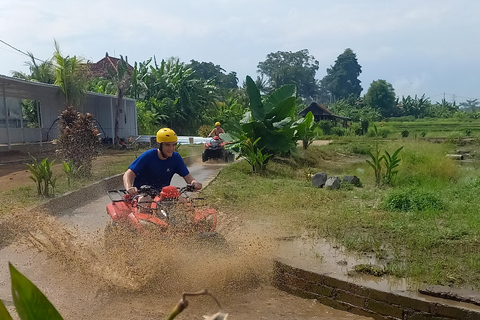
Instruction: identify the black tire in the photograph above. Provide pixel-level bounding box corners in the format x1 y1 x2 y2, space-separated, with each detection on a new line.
202 151 208 162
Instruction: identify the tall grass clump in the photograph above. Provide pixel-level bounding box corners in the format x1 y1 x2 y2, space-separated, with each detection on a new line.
395 140 458 186
383 187 444 212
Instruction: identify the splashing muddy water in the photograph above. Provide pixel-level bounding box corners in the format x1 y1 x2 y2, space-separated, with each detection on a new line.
0 210 372 319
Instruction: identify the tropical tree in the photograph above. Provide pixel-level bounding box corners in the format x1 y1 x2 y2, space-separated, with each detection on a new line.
459 99 480 112
53 40 89 108
189 60 238 90
129 59 151 99
398 94 430 118
427 99 459 118
364 79 398 118
107 55 132 146
319 48 362 102
229 76 299 165
11 52 55 84
257 49 319 100
140 57 217 134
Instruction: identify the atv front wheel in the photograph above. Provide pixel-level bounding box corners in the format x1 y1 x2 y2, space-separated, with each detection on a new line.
202 151 208 162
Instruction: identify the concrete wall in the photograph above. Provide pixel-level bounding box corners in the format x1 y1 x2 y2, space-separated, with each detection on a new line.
274 260 480 320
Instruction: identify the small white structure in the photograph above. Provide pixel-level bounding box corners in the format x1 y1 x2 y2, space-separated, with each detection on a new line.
0 74 137 148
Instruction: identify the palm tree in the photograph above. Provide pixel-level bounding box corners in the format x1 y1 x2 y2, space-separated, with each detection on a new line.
53 40 89 108
107 55 132 146
11 52 55 84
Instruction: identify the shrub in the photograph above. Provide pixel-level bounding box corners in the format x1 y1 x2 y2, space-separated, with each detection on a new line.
420 131 427 137
366 126 391 138
318 120 333 135
383 188 444 212
351 143 371 155
401 130 409 137
198 124 211 137
331 126 345 137
57 106 100 177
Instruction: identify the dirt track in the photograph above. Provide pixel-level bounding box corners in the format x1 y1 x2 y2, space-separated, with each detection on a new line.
0 150 370 319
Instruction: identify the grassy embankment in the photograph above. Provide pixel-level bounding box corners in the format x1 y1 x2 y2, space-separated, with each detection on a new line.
375 118 480 139
0 144 204 217
203 137 480 289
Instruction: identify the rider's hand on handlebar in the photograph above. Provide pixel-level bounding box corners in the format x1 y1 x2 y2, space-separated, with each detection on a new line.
126 186 138 195
192 181 202 191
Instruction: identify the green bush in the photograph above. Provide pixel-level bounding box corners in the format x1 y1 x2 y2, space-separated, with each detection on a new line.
351 143 371 155
366 126 391 138
331 126 345 137
401 130 409 137
383 188 444 212
318 120 333 135
198 124 211 137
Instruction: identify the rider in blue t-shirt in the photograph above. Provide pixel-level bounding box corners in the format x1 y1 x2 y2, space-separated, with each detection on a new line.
123 128 202 195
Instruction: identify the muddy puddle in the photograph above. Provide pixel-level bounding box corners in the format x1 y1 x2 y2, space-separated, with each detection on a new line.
1 211 372 319
275 236 480 312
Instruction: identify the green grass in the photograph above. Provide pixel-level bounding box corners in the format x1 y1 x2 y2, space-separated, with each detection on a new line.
0 145 204 218
378 118 480 138
203 139 480 289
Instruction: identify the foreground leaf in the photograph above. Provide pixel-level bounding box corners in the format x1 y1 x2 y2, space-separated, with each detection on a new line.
0 299 13 320
10 263 63 320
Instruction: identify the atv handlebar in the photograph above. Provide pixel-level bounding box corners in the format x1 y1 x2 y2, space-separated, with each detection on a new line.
138 184 196 196
107 184 197 203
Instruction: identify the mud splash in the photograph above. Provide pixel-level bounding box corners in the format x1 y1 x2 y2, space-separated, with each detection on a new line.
8 210 273 294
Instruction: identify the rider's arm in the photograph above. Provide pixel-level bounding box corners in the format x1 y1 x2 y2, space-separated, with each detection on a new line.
183 173 202 191
123 169 138 195
208 129 215 137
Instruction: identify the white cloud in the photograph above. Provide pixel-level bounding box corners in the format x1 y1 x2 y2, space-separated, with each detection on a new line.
1 0 479 101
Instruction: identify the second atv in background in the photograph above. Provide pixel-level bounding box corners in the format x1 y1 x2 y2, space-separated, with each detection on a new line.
202 135 234 163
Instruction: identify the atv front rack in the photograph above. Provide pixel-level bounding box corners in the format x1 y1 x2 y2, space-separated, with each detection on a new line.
107 189 128 202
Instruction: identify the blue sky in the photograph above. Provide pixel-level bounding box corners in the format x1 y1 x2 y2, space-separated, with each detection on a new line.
1 0 479 103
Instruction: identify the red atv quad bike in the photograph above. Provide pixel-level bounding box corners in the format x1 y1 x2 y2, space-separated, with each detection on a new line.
104 184 226 248
202 136 234 163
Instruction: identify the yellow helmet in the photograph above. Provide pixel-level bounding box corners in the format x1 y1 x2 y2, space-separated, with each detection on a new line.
215 121 221 126
156 128 177 143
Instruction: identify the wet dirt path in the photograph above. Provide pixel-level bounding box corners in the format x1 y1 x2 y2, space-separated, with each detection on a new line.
0 160 371 319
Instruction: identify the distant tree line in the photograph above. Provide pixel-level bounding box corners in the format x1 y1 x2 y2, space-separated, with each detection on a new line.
12 42 480 140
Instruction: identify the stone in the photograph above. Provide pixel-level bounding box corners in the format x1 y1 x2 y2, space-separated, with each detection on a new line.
312 172 328 188
343 175 360 186
325 176 341 190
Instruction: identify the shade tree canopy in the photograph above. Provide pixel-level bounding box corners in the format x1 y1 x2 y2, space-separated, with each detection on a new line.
257 49 319 100
364 79 397 118
319 48 362 102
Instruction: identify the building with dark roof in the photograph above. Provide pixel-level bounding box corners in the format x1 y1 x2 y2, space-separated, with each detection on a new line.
299 102 351 127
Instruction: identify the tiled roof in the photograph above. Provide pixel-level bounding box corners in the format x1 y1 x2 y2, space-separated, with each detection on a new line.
88 54 133 78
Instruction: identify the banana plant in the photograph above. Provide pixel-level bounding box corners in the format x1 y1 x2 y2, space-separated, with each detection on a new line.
26 156 56 197
383 146 404 185
366 144 385 186
293 111 317 149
